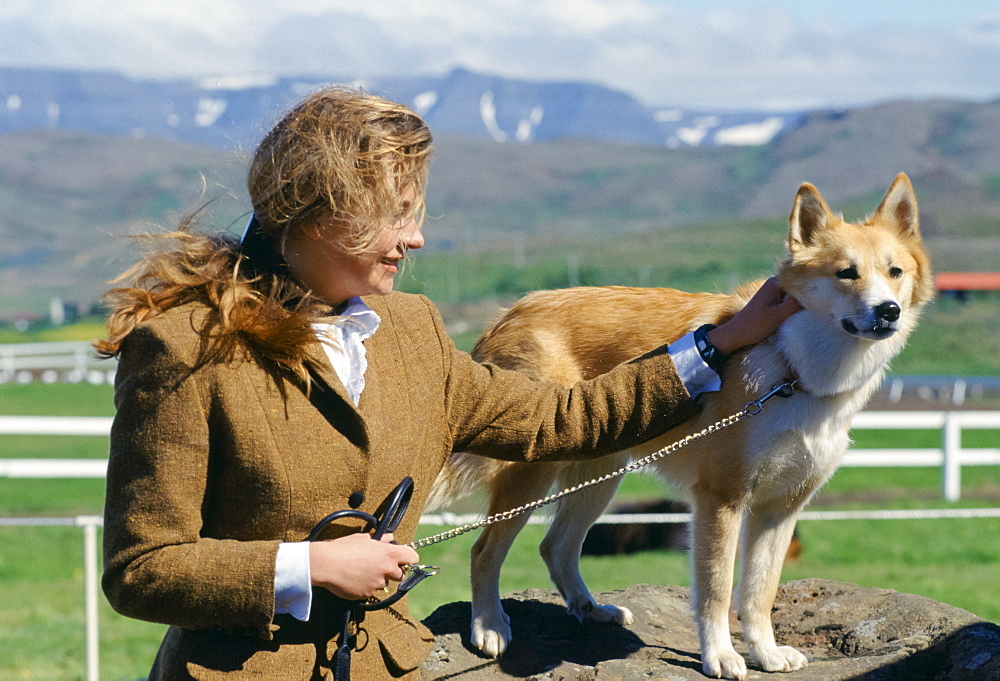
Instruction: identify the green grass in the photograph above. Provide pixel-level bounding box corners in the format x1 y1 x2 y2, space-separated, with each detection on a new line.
0 382 115 416
0 319 109 344
398 218 788 306
2 465 998 680
1 352 998 677
0 525 166 681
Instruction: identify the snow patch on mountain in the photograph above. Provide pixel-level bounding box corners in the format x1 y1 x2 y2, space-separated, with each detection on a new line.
479 91 507 142
714 116 785 146
413 90 438 116
195 98 227 127
673 115 720 146
515 106 544 142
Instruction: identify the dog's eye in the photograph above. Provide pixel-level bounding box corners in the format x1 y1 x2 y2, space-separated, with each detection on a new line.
889 266 903 279
836 266 859 280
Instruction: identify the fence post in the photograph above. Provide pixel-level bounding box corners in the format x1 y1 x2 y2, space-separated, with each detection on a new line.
942 412 962 502
1 346 12 380
80 517 100 681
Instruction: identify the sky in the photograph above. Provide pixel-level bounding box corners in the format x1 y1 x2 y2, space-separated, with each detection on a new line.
2 0 999 111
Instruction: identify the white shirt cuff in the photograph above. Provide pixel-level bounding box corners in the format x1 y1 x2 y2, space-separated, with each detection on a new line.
275 542 312 621
669 331 722 398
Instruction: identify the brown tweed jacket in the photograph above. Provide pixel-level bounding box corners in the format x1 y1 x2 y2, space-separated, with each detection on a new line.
102 292 696 680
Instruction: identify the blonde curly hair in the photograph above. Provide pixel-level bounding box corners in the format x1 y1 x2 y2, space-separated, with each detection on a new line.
248 86 431 254
95 87 433 382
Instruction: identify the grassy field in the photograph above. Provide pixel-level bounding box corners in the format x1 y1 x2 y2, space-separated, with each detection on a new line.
1 469 999 681
0 380 998 679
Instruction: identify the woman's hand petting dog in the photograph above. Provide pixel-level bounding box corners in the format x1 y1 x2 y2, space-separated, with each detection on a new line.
708 277 801 356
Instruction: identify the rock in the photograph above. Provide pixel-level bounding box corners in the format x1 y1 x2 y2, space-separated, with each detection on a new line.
420 579 1000 680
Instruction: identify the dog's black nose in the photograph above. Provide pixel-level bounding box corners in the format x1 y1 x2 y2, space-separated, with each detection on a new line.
875 301 901 322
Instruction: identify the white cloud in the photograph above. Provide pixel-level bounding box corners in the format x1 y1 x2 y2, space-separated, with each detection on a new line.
1 0 998 109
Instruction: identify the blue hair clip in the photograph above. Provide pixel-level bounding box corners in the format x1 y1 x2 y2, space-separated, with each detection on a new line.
240 214 257 244
238 213 288 274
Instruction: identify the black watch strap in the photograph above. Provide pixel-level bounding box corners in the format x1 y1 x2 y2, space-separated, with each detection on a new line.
694 323 728 373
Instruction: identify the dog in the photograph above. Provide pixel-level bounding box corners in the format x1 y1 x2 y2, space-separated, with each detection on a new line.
427 174 933 679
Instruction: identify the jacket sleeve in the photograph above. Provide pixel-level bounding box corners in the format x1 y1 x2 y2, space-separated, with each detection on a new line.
422 298 700 461
101 318 280 639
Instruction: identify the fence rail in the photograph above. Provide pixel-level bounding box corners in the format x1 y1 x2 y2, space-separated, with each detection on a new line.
5 340 1000 406
0 340 115 385
2 410 998 500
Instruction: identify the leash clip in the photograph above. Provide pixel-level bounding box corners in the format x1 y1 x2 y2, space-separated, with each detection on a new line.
744 380 798 416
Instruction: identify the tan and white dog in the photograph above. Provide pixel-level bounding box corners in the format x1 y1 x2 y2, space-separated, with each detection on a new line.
428 174 933 679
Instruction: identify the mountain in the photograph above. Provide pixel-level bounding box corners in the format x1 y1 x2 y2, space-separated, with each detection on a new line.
0 66 803 150
1 67 998 322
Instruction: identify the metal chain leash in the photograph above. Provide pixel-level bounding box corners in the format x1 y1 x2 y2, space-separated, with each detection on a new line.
407 379 798 551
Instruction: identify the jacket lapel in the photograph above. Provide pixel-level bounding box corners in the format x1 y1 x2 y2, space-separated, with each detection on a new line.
359 296 423 450
302 339 370 450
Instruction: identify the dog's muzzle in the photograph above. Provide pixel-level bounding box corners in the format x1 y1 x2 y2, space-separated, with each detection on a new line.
841 301 901 339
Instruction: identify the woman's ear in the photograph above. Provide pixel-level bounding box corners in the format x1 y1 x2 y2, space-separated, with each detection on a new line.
303 219 325 241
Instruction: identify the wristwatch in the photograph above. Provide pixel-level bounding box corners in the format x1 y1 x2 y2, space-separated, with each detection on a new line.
694 323 728 373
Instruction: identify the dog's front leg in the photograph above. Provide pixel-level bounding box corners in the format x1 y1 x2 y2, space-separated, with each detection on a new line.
737 502 809 673
691 493 746 679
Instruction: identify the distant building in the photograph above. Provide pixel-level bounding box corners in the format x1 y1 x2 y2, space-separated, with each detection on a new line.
48 297 79 326
934 272 1000 301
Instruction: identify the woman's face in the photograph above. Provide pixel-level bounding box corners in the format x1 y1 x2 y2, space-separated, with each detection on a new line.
285 187 424 306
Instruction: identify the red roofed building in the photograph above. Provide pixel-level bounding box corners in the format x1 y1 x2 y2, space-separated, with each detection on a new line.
935 272 1000 300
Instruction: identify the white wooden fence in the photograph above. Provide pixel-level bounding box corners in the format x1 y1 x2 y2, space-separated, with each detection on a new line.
1 408 998 680
2 410 998 501
0 340 116 385
5 341 1000 406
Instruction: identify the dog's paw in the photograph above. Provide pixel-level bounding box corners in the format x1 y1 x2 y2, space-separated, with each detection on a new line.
702 649 748 680
751 644 808 673
470 613 512 658
566 598 634 626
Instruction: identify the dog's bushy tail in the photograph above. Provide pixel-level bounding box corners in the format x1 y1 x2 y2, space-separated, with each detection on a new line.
426 451 506 511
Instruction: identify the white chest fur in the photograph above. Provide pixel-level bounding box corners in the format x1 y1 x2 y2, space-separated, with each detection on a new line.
730 311 913 498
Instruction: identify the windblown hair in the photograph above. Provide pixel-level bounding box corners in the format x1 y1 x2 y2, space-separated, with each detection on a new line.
95 87 433 383
248 86 432 254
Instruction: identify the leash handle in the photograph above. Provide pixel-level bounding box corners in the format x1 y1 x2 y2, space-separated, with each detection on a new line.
307 477 414 541
370 476 413 540
307 476 433 611
306 509 378 542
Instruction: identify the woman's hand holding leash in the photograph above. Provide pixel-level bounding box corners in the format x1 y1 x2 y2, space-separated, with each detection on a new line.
309 532 419 601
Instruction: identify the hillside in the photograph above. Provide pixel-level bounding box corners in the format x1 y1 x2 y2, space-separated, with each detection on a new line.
1 97 999 320
0 130 248 315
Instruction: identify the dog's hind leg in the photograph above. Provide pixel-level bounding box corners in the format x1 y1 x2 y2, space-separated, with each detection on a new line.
737 500 809 673
540 455 633 626
469 462 559 657
691 492 747 680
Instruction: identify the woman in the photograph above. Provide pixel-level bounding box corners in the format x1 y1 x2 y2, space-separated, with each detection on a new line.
98 87 798 680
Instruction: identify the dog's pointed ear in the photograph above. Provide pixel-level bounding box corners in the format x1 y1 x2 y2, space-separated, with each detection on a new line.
874 173 919 237
788 183 832 252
